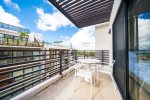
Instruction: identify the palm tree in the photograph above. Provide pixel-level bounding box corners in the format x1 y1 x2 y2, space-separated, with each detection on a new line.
18 32 29 46
19 32 29 41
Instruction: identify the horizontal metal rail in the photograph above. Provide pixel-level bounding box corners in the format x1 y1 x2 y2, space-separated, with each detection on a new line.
0 49 78 99
0 70 59 99
0 63 60 83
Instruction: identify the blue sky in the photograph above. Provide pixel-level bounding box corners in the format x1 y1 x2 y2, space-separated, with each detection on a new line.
0 0 95 49
0 0 78 42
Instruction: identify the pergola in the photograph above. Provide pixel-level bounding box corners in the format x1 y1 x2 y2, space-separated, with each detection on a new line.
48 0 114 28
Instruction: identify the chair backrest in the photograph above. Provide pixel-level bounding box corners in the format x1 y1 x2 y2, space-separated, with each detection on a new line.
109 60 115 74
74 63 91 73
109 60 115 67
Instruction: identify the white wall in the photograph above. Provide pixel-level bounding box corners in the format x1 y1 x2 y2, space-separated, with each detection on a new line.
95 22 112 62
0 28 20 36
95 22 110 50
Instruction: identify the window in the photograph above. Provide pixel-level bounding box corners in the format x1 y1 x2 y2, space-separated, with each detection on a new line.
13 51 24 63
0 33 4 44
113 2 127 99
0 51 13 64
24 51 33 61
33 51 40 60
128 0 150 99
4 34 13 39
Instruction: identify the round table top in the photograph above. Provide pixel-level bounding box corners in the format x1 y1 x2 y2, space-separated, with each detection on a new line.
78 58 100 64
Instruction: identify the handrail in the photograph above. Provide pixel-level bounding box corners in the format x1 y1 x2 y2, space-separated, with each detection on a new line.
0 49 77 99
0 50 110 99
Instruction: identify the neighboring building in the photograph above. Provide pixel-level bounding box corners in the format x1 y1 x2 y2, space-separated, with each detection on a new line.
0 22 45 47
0 22 29 43
0 22 43 89
29 32 43 43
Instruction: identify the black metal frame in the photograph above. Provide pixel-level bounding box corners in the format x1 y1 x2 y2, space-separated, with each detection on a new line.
112 0 129 100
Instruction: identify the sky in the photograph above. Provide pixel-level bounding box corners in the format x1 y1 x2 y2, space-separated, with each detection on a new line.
138 12 150 50
0 0 95 50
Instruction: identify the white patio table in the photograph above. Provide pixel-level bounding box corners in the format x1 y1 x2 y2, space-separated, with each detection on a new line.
78 58 101 85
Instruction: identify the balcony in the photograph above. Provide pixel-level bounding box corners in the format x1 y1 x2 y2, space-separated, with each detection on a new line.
0 50 121 100
0 37 73 48
30 73 121 100
0 37 44 48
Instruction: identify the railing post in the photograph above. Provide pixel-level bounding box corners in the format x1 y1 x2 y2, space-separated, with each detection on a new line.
84 51 85 58
60 50 62 75
102 50 104 66
75 50 77 61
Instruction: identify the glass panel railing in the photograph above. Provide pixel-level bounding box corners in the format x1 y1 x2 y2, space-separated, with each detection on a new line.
0 22 30 33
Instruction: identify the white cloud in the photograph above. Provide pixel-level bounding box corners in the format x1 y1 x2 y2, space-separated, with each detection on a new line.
60 35 70 40
3 0 20 12
62 26 95 50
0 5 23 27
138 18 150 50
36 8 73 31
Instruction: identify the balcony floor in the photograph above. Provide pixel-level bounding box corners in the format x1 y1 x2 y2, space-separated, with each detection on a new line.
30 73 122 100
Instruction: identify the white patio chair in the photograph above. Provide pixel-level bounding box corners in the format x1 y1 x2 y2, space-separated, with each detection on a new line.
98 60 116 89
66 58 77 77
73 63 95 100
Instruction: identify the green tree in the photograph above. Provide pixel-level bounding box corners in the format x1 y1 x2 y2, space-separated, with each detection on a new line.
19 32 29 41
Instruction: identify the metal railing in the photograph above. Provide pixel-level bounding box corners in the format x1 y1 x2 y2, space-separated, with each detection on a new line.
0 49 109 100
0 22 30 33
76 50 109 64
0 49 77 100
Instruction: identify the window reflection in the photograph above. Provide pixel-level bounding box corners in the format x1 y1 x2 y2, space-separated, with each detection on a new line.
129 12 150 100
137 12 150 95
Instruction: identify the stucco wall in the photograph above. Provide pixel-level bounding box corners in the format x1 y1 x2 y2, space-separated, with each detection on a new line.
95 22 113 62
95 22 110 50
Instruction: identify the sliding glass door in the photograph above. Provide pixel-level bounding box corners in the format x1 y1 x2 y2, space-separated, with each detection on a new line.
128 0 150 99
113 1 128 99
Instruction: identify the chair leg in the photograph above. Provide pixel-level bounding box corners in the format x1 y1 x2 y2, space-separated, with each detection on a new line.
73 75 77 92
93 76 95 87
90 78 93 100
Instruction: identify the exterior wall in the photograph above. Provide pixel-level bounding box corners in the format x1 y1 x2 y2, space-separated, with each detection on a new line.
95 22 110 50
95 22 112 62
0 28 20 37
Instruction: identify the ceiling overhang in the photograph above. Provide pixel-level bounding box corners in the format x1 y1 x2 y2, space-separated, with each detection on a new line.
48 0 114 28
